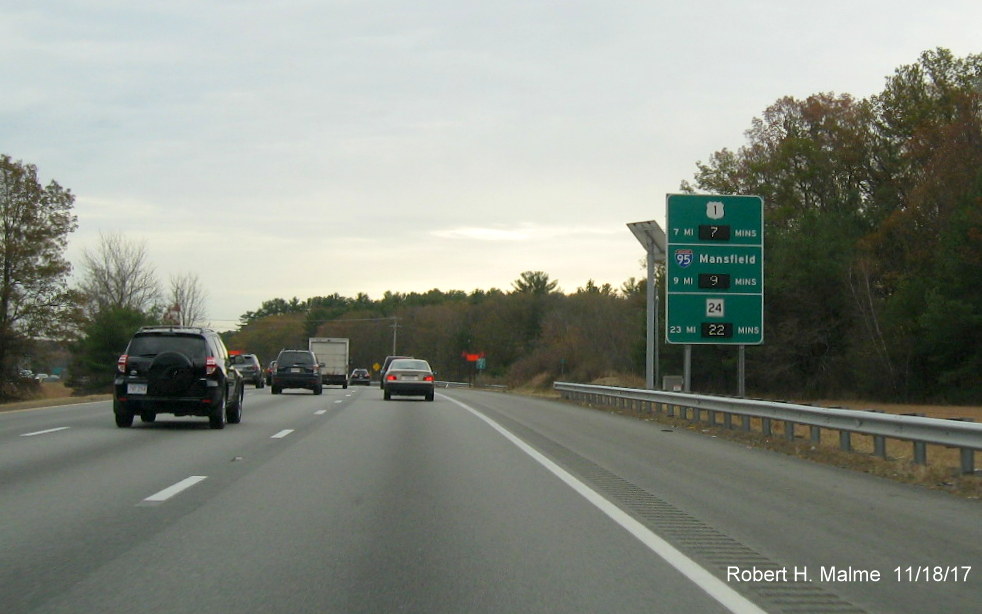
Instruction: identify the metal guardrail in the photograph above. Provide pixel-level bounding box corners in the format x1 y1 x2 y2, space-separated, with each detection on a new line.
554 382 982 474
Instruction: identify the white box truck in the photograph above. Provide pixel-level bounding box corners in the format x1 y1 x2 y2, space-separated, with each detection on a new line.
308 337 349 388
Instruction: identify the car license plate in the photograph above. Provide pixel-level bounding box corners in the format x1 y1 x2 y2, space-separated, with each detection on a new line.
291 367 302 373
404 375 418 381
127 383 148 395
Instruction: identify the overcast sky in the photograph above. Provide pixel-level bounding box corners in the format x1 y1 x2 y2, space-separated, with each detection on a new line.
3 1 979 329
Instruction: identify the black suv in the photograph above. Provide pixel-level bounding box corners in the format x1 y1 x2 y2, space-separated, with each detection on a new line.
271 349 323 395
113 326 244 429
232 353 265 388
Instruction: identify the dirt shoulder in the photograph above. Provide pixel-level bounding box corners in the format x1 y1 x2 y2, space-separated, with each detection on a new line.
0 383 110 412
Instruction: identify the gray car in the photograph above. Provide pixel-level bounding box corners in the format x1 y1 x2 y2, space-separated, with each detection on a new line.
232 353 265 388
382 358 435 401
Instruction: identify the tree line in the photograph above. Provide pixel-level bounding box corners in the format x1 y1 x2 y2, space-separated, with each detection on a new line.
224 272 642 386
1 48 979 403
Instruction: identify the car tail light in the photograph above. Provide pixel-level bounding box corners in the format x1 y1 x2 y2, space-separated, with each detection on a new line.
386 374 397 381
117 355 128 373
424 375 434 382
205 356 218 375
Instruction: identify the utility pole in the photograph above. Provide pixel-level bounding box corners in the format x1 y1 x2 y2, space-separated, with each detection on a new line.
391 317 399 354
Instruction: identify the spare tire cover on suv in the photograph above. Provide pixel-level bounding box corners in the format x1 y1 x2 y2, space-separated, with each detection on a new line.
147 351 196 396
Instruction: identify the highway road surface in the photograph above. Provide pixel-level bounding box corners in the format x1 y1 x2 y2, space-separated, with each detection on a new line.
1 386 979 613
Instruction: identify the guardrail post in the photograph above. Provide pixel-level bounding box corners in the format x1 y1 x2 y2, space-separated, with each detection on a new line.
839 431 852 452
785 421 796 441
724 413 733 430
762 417 772 436
810 426 821 444
946 418 977 475
741 415 751 432
873 436 887 458
913 441 927 465
961 449 975 475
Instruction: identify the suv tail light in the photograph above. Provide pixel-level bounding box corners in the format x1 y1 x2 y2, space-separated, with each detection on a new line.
205 356 218 375
117 355 128 373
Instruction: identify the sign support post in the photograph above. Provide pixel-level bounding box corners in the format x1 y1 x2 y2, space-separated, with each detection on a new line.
628 221 667 390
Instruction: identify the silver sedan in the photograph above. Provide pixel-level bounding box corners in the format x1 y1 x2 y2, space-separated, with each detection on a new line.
382 358 435 401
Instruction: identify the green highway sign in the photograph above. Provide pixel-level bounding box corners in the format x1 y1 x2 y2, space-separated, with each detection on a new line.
666 194 763 245
666 245 762 293
666 294 763 344
666 194 764 345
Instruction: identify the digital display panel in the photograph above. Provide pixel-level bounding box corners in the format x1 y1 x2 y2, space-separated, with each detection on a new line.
698 273 731 289
701 322 733 338
698 224 731 240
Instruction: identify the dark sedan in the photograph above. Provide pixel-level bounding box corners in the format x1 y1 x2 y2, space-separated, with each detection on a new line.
349 368 371 386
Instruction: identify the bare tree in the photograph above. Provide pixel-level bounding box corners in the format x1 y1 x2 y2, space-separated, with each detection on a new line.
165 272 208 326
79 232 159 314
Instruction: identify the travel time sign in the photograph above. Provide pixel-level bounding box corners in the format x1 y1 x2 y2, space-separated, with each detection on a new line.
666 194 764 345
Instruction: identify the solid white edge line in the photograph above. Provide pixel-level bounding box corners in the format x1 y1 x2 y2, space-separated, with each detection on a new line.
143 476 208 503
271 429 295 439
442 394 767 614
20 426 71 437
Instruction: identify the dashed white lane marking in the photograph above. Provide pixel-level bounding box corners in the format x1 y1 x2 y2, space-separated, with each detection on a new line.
271 429 295 439
20 427 71 437
142 476 207 504
443 395 767 614
314 410 327 415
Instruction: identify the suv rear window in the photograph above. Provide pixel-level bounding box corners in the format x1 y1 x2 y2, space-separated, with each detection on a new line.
128 335 208 360
277 351 315 367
